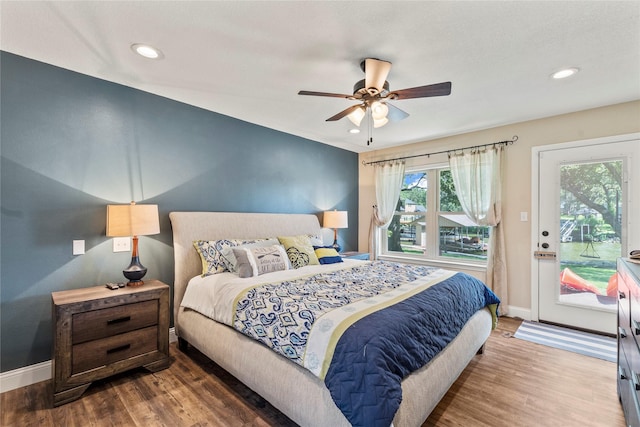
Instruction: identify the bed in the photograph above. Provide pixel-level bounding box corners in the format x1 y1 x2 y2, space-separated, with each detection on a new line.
169 211 498 427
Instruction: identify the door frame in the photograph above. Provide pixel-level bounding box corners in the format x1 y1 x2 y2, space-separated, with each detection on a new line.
530 132 640 322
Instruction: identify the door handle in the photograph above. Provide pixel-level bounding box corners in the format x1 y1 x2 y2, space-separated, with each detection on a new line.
534 251 556 259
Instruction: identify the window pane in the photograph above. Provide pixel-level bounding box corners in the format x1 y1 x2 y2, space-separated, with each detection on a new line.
387 213 426 255
438 213 489 261
400 172 427 212
439 170 462 212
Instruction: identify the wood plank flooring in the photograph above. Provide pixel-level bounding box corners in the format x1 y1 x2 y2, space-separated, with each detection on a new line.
1 317 625 427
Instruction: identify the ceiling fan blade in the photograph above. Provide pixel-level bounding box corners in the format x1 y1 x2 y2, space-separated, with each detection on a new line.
364 58 392 93
391 81 452 100
386 103 410 122
298 90 353 99
326 104 363 122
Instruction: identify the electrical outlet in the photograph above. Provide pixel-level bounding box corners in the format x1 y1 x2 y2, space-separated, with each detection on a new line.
113 237 131 252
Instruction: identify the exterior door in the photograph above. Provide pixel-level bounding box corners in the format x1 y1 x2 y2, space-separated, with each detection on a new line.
537 138 639 335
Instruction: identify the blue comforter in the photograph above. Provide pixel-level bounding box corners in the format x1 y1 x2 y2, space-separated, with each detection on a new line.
324 270 499 427
233 261 499 426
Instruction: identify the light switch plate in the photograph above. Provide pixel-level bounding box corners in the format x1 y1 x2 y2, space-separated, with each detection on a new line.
113 237 131 252
520 212 528 222
72 240 85 255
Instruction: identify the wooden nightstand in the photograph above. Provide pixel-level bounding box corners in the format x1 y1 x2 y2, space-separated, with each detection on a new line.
51 280 170 406
340 251 370 260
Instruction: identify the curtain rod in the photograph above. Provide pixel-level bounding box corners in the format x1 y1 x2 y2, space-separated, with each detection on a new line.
362 135 518 166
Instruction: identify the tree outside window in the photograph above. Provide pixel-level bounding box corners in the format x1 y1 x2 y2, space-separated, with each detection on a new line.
383 168 489 263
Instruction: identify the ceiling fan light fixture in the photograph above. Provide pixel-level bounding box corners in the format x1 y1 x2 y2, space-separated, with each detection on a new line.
347 106 366 126
373 117 389 128
349 128 360 134
131 43 164 60
371 101 389 120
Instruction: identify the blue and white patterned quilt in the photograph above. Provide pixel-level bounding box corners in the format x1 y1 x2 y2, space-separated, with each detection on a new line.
229 260 500 426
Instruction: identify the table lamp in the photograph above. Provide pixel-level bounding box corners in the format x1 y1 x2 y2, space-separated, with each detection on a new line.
323 210 348 252
106 202 160 286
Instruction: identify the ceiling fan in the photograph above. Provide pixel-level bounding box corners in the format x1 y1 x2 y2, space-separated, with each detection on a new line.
298 58 452 144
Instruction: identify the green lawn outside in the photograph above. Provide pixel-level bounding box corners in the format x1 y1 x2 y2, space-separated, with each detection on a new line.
560 241 620 292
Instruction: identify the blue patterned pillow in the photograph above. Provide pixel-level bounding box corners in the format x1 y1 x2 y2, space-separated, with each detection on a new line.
193 238 267 276
220 238 280 273
313 246 343 265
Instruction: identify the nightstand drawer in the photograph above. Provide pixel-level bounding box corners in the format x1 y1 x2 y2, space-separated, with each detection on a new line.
72 325 158 374
72 299 158 344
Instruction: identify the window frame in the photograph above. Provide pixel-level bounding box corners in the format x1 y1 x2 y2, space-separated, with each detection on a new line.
378 163 488 268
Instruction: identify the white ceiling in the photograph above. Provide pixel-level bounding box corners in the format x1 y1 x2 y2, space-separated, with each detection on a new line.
2 1 639 153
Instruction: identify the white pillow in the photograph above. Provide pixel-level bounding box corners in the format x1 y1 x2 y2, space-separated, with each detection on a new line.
232 245 290 278
220 238 280 272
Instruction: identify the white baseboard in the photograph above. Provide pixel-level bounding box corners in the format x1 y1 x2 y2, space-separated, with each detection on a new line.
1 328 178 394
0 360 51 394
505 305 532 321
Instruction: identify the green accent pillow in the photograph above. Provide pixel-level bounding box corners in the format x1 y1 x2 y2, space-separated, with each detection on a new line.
278 235 320 268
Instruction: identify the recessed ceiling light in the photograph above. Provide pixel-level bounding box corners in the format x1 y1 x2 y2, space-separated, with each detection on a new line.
131 43 164 60
349 128 360 134
551 67 579 79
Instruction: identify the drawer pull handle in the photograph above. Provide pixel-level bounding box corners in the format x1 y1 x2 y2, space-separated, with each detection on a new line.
619 327 628 339
106 344 131 355
619 366 628 380
620 291 626 299
634 320 640 336
107 316 131 325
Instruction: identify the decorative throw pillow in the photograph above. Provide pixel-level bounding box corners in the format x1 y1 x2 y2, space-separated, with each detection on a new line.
313 246 344 265
232 245 290 278
308 233 324 247
220 238 280 272
278 235 320 268
193 238 266 276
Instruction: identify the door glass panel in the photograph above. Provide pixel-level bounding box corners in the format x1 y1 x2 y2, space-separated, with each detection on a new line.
558 160 622 311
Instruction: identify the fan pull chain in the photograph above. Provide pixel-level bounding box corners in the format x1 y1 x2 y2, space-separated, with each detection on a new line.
366 107 373 146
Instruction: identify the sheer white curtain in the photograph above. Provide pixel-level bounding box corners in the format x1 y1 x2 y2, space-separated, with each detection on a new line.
449 146 508 314
369 161 405 259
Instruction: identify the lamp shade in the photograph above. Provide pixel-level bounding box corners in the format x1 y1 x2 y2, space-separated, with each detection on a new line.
106 203 160 237
323 210 348 229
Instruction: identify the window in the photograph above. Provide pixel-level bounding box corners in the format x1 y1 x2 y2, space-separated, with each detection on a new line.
381 166 490 263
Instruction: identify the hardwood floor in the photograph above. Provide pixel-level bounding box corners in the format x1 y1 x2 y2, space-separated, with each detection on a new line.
1 317 625 427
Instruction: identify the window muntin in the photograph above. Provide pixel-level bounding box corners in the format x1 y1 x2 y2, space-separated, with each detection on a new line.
383 167 489 263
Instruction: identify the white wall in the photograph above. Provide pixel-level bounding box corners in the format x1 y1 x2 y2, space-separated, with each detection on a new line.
358 100 640 317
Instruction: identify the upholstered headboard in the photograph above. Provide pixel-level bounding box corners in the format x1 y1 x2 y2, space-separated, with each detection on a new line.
169 212 322 327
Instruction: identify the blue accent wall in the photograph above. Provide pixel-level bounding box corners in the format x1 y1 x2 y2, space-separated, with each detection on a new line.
0 52 359 372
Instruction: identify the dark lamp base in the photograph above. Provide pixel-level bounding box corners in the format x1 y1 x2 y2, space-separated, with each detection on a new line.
332 240 342 253
123 256 147 287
